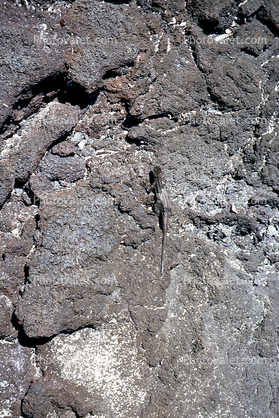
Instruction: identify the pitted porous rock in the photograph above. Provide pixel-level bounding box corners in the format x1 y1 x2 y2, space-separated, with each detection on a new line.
2 0 279 417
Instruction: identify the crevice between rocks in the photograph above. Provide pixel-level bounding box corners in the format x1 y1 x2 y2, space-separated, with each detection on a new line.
122 111 141 130
102 0 131 4
14 178 26 190
257 14 279 37
24 185 41 208
0 72 98 136
24 264 30 285
240 47 259 57
186 37 224 109
237 5 279 37
12 307 100 349
20 383 33 418
198 18 221 35
11 312 53 348
102 60 135 79
123 111 176 135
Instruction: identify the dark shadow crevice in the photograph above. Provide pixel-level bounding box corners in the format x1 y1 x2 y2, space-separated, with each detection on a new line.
14 178 26 189
13 72 96 110
198 19 220 35
12 309 99 349
122 114 142 129
0 72 99 135
24 185 41 208
257 14 279 37
147 113 174 121
101 0 132 4
24 264 30 285
11 312 53 348
102 60 135 79
240 47 259 57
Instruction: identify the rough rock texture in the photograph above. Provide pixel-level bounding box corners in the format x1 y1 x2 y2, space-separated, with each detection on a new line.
0 1 67 133
1 101 81 183
51 140 76 156
38 153 86 182
17 184 121 337
0 295 17 339
23 319 156 417
0 160 14 207
1 0 279 417
0 340 37 417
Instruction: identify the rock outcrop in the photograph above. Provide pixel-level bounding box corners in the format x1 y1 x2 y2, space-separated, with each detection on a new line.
1 0 279 417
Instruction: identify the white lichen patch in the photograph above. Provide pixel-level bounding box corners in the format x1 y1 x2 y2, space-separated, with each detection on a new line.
46 321 153 417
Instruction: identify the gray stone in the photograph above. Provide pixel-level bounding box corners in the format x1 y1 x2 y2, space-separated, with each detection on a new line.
188 0 237 32
1 101 81 183
17 183 121 337
0 295 17 339
0 1 66 131
0 160 14 207
259 0 279 33
1 0 279 417
66 1 152 92
235 19 274 57
0 340 37 418
38 153 86 182
51 140 77 157
130 49 207 118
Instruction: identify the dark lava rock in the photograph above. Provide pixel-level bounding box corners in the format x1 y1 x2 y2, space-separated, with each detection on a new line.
22 375 94 418
238 0 265 17
38 153 86 182
1 101 81 184
206 53 261 110
0 254 27 300
258 0 279 33
66 0 152 92
260 128 279 192
0 340 36 417
27 172 56 199
147 0 186 19
1 0 279 417
130 44 208 119
187 0 237 33
51 140 76 157
235 19 274 56
17 183 120 338
0 160 14 207
0 2 66 131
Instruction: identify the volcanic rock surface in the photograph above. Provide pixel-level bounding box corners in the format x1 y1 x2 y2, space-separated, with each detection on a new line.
1 0 279 417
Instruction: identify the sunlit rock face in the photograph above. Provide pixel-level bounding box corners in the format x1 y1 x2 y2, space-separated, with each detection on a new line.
1 0 279 416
